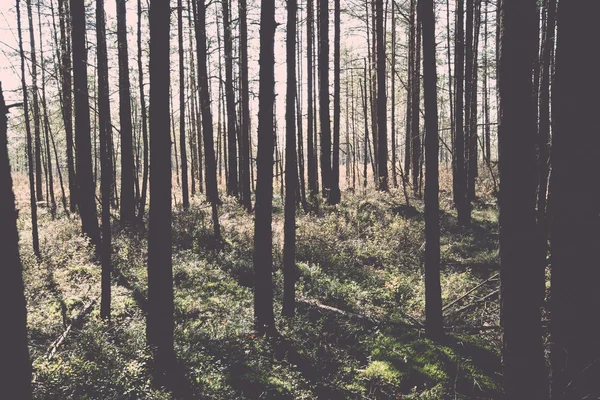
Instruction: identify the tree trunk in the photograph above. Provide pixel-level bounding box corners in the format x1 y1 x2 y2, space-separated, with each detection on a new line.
391 2 397 188
193 0 221 237
115 0 136 223
17 0 40 258
97 0 113 319
411 5 421 197
306 0 317 203
420 0 443 342
253 0 276 334
147 0 174 371
71 0 101 251
223 0 238 197
454 0 469 225
177 0 189 209
137 0 149 222
26 0 43 202
0 81 33 400
376 0 388 191
318 0 333 202
330 0 341 203
38 1 56 217
239 0 251 210
498 0 546 397
549 1 600 397
57 0 76 212
283 0 298 317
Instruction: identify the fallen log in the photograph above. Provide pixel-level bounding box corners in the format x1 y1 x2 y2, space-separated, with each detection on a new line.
46 297 97 360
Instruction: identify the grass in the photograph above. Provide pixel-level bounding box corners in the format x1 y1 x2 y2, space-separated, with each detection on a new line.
14 173 503 399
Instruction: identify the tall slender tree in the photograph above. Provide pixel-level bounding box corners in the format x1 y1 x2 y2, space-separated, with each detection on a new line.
223 0 238 197
420 0 443 341
376 0 388 191
454 0 469 225
147 0 174 372
550 1 600 397
26 0 43 202
193 0 221 237
57 0 76 212
239 0 251 211
330 0 341 203
117 0 136 224
306 0 318 202
97 0 113 319
283 0 298 317
177 0 189 209
16 0 39 257
498 0 546 397
0 81 32 400
137 0 149 221
96 0 114 319
318 0 333 202
253 0 276 333
71 0 101 250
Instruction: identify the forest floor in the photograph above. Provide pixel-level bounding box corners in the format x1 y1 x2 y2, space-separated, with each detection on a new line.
16 172 504 399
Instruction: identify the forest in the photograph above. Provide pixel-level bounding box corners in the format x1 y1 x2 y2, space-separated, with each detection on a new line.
0 0 598 398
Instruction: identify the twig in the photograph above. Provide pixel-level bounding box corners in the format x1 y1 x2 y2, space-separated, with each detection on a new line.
442 273 499 313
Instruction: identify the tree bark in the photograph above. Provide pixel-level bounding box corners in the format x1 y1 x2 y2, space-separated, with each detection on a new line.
239 0 252 210
117 0 136 223
147 0 174 370
16 0 39 257
71 0 101 251
253 0 276 333
420 0 444 342
283 0 298 317
0 81 32 400
97 0 113 319
193 0 221 237
376 0 388 191
26 0 43 202
137 0 149 222
498 0 546 397
549 1 600 397
57 0 76 212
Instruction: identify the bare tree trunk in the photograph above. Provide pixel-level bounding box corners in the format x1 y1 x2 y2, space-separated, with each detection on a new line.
330 0 341 203
0 81 32 400
420 0 443 341
137 0 149 222
391 2 397 188
147 0 175 372
223 0 238 197
253 0 276 334
549 1 600 397
498 0 546 396
97 0 113 319
318 0 333 202
26 0 43 202
38 1 56 217
71 0 101 251
454 0 469 225
57 0 77 212
239 0 251 210
193 0 221 237
306 0 318 204
376 0 388 191
283 0 298 317
177 0 189 209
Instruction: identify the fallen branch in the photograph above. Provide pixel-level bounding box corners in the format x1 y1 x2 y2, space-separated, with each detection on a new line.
450 289 499 316
297 296 423 328
46 297 97 360
442 273 499 313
